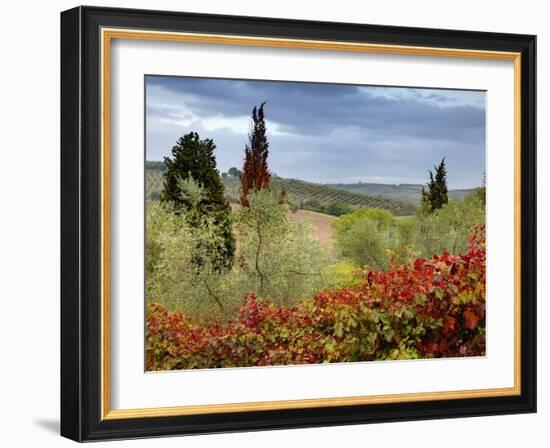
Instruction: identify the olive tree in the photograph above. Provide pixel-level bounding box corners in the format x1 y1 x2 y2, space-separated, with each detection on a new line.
333 217 390 270
146 198 239 321
234 189 332 306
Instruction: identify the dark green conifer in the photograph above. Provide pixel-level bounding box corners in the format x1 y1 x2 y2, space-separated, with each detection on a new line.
421 158 449 212
161 132 235 270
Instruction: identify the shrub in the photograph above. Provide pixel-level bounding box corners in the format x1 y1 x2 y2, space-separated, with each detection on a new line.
160 132 235 270
333 208 396 234
146 200 242 320
302 198 323 212
415 194 485 257
322 261 364 288
234 189 333 307
334 218 390 270
146 227 486 370
332 208 397 270
146 189 336 320
324 202 354 216
332 198 484 269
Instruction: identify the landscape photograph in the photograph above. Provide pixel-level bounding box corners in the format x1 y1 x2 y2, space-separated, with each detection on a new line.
145 76 487 371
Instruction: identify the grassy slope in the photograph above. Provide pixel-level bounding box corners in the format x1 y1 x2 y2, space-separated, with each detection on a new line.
287 209 337 256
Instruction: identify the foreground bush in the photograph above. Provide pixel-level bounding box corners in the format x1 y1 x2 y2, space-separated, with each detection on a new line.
234 189 333 307
146 227 486 370
332 195 485 271
146 190 335 320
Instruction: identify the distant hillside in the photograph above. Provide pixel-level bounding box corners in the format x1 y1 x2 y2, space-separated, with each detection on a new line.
327 182 476 204
145 165 417 216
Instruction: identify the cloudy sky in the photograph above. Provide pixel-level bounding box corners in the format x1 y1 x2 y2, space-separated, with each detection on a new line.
145 76 486 189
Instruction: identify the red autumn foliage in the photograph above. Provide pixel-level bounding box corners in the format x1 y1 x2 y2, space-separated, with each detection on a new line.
239 103 271 207
146 227 486 370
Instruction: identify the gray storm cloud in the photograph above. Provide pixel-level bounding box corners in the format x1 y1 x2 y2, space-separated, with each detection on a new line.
145 76 486 189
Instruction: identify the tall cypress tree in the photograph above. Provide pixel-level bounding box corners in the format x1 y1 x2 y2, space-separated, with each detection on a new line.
239 102 271 207
421 158 449 212
474 171 486 205
160 132 235 270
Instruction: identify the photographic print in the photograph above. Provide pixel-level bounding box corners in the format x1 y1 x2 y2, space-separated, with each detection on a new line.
145 76 487 371
61 9 536 440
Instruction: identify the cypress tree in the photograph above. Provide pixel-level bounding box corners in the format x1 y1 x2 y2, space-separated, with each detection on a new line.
160 132 235 270
474 171 486 205
421 158 449 212
239 102 271 207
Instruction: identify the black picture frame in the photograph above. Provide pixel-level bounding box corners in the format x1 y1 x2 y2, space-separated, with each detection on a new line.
61 5 536 442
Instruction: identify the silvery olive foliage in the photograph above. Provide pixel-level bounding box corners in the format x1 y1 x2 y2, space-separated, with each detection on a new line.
332 193 485 271
146 188 335 320
146 199 235 320
234 189 334 307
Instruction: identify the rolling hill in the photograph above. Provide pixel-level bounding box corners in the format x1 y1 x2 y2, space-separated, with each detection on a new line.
145 163 417 216
327 182 476 204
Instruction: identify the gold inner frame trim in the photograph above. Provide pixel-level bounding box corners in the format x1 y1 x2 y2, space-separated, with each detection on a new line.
100 27 522 420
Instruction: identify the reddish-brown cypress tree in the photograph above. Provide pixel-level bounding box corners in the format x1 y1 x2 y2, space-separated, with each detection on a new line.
239 102 271 207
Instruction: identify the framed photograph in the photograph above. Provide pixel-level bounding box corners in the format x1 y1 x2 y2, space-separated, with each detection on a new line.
61 6 536 442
